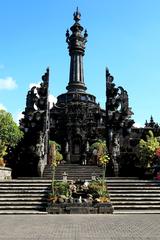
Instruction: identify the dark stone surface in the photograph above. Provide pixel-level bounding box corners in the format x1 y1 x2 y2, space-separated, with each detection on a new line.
47 202 113 214
49 10 106 165
95 203 114 214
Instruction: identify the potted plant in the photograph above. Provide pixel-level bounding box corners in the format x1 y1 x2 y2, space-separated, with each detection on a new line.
48 141 63 198
0 140 7 167
138 130 160 178
90 140 110 183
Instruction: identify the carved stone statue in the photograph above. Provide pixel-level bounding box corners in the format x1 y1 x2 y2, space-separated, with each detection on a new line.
36 132 45 177
26 86 38 111
112 134 120 177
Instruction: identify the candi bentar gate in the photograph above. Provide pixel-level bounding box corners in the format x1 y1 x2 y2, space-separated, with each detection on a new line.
15 9 156 178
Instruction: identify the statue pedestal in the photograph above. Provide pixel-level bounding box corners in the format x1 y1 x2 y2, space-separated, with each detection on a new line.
0 167 12 180
47 202 114 214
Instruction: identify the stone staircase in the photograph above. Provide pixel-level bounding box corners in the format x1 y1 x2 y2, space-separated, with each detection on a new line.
1 177 160 214
0 180 51 214
107 178 160 213
43 164 103 180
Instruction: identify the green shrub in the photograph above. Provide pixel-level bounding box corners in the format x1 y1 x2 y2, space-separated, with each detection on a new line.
53 181 69 196
88 179 108 197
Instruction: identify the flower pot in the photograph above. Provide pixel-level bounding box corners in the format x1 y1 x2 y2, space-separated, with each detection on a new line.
49 196 58 203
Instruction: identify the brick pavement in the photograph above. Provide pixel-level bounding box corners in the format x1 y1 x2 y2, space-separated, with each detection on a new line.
0 214 160 240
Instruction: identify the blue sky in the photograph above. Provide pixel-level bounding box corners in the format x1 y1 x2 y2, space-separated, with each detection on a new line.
0 0 160 126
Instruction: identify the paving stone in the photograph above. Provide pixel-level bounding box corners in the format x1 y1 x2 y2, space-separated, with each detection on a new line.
0 214 160 239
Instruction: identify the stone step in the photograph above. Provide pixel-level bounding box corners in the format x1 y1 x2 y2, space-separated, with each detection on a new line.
54 170 102 172
0 201 47 205
0 174 106 214
107 177 139 180
0 183 51 187
0 197 47 201
106 179 160 186
108 189 160 193
114 205 160 210
0 185 50 191
54 174 98 177
45 164 100 167
0 189 49 193
114 210 160 214
54 167 102 170
54 167 102 169
54 175 96 178
0 179 51 214
55 171 102 173
54 176 99 180
107 186 160 189
110 197 160 201
0 180 51 183
111 201 160 205
107 179 160 183
0 193 48 197
0 206 46 210
54 169 101 172
0 210 48 215
43 164 103 180
110 193 160 197
107 178 160 213
54 171 102 173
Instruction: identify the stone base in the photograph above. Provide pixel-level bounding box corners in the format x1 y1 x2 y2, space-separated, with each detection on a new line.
0 167 12 180
95 203 114 214
47 202 114 214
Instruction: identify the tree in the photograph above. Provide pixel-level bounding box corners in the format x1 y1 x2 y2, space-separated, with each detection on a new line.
90 140 110 182
139 130 160 167
0 110 23 147
0 140 7 166
48 141 63 195
0 110 23 166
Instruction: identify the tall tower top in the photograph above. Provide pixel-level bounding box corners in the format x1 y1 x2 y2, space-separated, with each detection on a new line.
73 7 81 22
66 9 88 93
66 8 88 55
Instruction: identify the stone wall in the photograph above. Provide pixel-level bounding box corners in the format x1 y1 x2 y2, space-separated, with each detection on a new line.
0 167 12 180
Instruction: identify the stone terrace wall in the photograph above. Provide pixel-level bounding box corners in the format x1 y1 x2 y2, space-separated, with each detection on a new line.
0 167 12 180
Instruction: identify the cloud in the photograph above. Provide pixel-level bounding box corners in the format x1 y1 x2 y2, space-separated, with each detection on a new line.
0 77 17 90
133 122 143 128
0 103 7 111
29 82 41 89
49 94 57 108
28 82 57 109
13 111 24 124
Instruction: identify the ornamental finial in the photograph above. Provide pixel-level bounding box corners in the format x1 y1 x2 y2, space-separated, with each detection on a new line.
73 7 81 22
106 66 110 75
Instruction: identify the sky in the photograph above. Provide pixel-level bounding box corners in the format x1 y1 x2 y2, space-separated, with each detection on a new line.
0 0 160 126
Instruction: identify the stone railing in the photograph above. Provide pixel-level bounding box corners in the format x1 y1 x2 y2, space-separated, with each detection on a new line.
0 167 12 180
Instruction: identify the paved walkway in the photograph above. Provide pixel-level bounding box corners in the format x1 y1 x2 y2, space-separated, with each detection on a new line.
0 214 160 240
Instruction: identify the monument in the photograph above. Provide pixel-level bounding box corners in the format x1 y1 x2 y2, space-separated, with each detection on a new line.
50 8 106 165
15 9 138 178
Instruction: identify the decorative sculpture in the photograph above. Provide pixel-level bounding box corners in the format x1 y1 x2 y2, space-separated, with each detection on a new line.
106 67 134 176
18 68 50 176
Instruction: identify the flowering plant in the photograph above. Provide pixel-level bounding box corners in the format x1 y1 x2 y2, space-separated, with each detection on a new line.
49 141 63 195
155 148 160 158
0 140 7 167
139 131 160 167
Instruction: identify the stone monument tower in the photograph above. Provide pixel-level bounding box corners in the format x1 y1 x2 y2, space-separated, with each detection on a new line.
50 8 106 164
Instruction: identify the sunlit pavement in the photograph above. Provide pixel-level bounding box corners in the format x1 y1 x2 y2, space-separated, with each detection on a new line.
0 214 160 240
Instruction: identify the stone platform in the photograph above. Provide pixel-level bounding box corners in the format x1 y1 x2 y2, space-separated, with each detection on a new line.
0 167 12 180
47 202 113 214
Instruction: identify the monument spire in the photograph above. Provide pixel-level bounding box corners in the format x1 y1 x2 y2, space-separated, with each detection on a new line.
73 7 81 22
66 8 88 93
